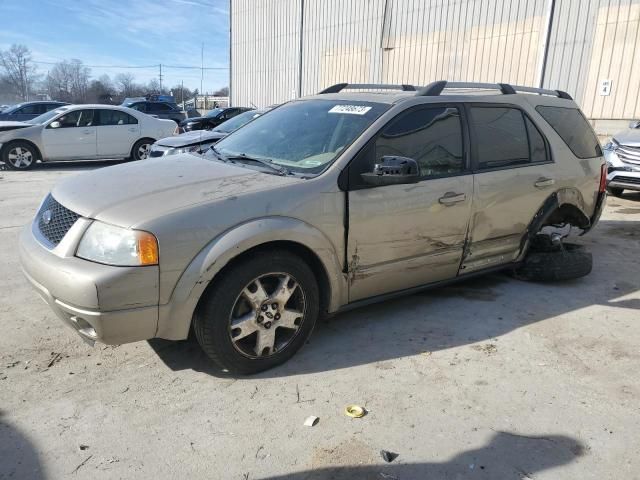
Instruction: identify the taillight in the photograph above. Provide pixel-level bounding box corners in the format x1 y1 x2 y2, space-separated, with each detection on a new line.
599 163 607 193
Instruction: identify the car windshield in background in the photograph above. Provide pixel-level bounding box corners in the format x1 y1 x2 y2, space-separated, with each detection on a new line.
204 108 223 118
213 100 389 174
26 108 68 125
213 110 261 133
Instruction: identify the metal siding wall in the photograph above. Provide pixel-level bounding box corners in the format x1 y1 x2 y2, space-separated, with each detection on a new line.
545 0 640 119
230 0 301 107
230 0 640 119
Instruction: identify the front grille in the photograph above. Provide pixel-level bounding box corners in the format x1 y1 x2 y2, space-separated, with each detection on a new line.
613 176 640 185
36 194 80 246
616 144 640 165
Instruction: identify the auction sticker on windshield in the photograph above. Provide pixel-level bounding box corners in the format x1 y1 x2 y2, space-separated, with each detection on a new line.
328 105 372 115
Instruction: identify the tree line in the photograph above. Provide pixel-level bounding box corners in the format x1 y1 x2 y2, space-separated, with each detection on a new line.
0 44 228 105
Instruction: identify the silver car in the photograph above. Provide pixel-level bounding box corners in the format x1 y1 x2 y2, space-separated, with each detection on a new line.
603 121 640 195
19 82 606 374
0 104 177 170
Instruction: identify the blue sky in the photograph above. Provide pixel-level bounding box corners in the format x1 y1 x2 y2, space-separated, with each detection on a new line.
0 0 230 92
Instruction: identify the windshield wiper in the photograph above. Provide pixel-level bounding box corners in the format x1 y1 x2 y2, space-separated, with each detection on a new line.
209 146 229 162
225 153 290 176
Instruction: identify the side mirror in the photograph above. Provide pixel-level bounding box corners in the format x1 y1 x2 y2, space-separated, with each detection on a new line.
629 120 640 129
360 155 420 186
49 121 61 129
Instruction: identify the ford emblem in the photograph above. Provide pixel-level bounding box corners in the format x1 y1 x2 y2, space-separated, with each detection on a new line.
42 210 52 225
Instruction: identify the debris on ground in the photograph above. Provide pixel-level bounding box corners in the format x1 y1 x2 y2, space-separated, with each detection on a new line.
304 415 319 427
379 473 398 479
79 444 89 451
71 455 92 474
345 404 367 418
380 450 399 463
472 343 498 355
421 351 432 357
47 352 63 368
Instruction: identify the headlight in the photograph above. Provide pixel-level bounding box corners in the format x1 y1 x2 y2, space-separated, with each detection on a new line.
76 221 158 266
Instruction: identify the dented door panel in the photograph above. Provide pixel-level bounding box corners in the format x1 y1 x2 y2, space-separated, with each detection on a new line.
347 175 473 301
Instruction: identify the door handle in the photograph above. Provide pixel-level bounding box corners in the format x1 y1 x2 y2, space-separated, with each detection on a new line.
438 192 466 205
128 128 137 132
534 177 555 188
82 129 92 135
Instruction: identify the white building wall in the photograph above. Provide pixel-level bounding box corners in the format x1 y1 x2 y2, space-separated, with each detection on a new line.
231 0 640 129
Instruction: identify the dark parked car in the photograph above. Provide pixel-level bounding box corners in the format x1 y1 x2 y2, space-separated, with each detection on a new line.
122 99 186 124
179 107 253 132
0 101 69 121
150 109 266 157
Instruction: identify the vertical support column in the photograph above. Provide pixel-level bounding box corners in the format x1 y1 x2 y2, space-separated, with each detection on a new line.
298 0 305 97
536 0 556 88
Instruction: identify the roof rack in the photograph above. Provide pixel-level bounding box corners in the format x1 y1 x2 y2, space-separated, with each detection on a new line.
319 83 416 94
416 81 573 100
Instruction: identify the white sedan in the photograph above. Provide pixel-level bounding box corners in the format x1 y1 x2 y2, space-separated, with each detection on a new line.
0 104 177 170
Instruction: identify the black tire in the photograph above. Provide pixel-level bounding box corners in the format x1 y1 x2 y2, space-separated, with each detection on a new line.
514 241 592 282
607 186 624 197
130 138 154 160
194 250 319 375
2 141 37 170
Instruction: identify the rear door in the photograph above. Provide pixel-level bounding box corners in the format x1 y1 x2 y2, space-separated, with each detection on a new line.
346 104 474 301
463 104 556 272
42 109 97 160
96 109 140 157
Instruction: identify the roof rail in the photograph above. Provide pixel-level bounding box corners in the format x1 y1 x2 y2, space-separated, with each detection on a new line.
416 81 573 100
319 83 416 94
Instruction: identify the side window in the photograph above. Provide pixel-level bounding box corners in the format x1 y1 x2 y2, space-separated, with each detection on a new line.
130 103 147 112
56 110 82 128
526 117 547 163
535 106 602 158
98 109 138 126
470 107 534 169
18 104 42 115
376 106 465 177
149 103 171 112
77 110 94 127
45 104 59 112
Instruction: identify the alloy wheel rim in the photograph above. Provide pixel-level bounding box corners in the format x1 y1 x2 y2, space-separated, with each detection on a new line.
228 272 306 358
7 147 33 168
138 143 151 159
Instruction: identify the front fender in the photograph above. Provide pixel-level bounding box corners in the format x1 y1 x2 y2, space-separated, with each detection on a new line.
156 216 346 340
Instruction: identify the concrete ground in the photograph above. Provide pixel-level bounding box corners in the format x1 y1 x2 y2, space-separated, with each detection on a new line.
1 161 639 480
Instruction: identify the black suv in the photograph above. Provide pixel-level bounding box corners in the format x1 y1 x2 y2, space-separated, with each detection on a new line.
0 101 69 121
122 100 186 124
179 107 252 132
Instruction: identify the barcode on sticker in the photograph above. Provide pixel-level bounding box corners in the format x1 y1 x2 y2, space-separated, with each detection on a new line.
328 105 372 115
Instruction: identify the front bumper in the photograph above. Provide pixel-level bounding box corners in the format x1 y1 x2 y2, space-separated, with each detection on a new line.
19 223 159 345
605 148 640 191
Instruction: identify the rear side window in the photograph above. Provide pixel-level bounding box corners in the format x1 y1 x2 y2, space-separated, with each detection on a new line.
17 104 44 115
148 103 172 112
535 106 602 158
98 109 138 126
470 107 549 169
376 106 465 177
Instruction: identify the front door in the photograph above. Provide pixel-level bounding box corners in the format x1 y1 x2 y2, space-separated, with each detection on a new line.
346 104 473 302
42 109 97 160
96 109 140 157
463 105 557 272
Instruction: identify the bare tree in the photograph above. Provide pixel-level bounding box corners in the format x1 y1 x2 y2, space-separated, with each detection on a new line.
0 44 39 101
115 73 137 97
213 86 229 96
45 59 91 103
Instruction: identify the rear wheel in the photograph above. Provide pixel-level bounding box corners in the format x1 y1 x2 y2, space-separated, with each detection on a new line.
607 186 624 197
514 235 592 282
194 250 319 375
130 138 154 160
2 141 37 170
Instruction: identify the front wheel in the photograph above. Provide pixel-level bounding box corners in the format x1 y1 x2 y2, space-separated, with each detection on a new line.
130 139 153 160
2 141 37 170
194 250 319 375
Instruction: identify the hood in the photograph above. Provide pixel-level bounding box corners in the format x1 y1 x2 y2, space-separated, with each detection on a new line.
180 116 207 125
51 154 299 227
0 121 33 133
155 129 227 147
613 128 640 147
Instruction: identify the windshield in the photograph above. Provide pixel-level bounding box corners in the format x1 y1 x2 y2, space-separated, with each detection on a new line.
213 110 262 133
205 108 223 118
213 100 389 174
26 108 69 125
